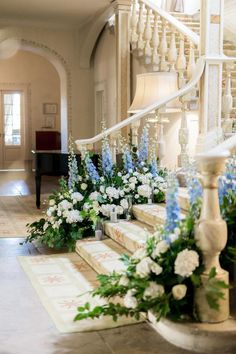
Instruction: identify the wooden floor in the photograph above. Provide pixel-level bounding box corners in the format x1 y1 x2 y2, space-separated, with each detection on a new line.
0 170 60 196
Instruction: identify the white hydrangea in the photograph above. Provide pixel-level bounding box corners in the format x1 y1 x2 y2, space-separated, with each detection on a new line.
172 284 187 300
129 183 136 190
152 240 170 259
46 206 56 217
71 192 84 203
143 282 165 300
83 203 91 211
174 249 199 278
89 191 100 201
58 200 73 211
115 206 124 215
65 210 83 224
120 199 129 210
123 290 138 309
106 187 120 199
100 204 114 217
137 185 152 198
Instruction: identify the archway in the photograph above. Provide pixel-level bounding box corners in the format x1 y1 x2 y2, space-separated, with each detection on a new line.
0 37 71 152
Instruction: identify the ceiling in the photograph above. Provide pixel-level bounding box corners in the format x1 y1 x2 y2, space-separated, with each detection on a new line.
0 0 111 28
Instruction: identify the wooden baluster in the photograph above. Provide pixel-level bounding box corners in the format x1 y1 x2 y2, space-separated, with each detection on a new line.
168 28 177 72
176 34 187 88
151 12 160 71
195 153 230 323
137 1 145 57
222 63 234 134
159 19 168 72
143 6 152 64
178 95 189 168
187 41 196 80
131 120 141 146
130 0 138 50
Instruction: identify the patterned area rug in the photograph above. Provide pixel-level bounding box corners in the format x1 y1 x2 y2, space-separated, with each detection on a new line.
18 253 138 333
0 195 48 237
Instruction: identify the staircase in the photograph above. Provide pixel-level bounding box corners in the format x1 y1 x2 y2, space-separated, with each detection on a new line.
74 185 236 353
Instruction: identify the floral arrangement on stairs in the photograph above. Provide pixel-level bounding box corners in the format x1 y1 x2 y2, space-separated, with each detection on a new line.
24 127 167 251
74 159 236 323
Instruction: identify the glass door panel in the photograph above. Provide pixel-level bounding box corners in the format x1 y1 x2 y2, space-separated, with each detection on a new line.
3 93 21 146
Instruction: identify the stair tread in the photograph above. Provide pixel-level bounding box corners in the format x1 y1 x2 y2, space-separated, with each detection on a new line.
76 238 129 275
105 220 153 253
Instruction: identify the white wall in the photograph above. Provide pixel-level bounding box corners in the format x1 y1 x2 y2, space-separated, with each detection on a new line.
93 26 116 133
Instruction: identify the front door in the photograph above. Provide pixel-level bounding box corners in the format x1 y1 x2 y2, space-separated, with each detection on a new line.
0 91 25 170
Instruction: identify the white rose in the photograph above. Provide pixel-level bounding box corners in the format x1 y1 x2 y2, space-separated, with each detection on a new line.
119 190 125 197
132 248 147 261
118 275 129 287
89 191 99 201
143 282 165 300
150 262 163 275
172 284 187 300
116 206 124 215
71 192 84 202
137 185 152 198
81 183 87 191
58 200 73 211
136 257 153 278
49 199 55 206
174 249 199 278
130 183 136 190
129 177 137 184
152 240 170 259
124 290 138 309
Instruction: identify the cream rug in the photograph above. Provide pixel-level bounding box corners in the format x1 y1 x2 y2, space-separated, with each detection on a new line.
18 253 138 333
0 194 48 237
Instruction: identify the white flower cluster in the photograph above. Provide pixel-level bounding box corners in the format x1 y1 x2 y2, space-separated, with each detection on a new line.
45 190 85 229
174 249 199 278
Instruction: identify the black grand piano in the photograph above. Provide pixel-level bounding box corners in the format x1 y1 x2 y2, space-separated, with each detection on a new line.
32 150 81 208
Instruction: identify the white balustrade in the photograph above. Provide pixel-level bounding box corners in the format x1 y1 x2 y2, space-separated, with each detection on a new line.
143 6 152 64
168 29 177 72
222 63 234 134
176 34 187 88
131 120 141 146
137 1 146 57
178 95 189 168
159 19 168 71
151 12 160 71
187 41 196 80
130 0 139 49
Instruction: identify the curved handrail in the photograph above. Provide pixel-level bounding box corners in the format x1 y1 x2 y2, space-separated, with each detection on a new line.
75 56 205 149
143 0 200 46
203 134 236 156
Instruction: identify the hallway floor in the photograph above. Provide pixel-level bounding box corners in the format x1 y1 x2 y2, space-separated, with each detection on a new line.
0 172 205 354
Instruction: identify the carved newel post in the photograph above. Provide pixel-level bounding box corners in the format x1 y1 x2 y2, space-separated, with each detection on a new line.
195 152 230 323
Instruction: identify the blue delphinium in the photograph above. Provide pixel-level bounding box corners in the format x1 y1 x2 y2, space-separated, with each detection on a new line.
84 154 100 184
186 173 203 207
164 175 181 235
218 156 236 205
123 146 134 173
68 141 79 191
102 137 113 178
150 156 158 177
138 126 149 165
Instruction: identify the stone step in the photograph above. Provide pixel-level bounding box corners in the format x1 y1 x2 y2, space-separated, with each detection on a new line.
76 238 129 275
104 220 153 253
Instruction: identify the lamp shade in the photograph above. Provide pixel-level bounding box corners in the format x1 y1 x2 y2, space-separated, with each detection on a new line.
128 72 180 113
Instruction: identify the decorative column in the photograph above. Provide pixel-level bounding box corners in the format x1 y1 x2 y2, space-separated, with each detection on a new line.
196 0 224 152
195 152 230 322
178 95 189 168
113 0 132 122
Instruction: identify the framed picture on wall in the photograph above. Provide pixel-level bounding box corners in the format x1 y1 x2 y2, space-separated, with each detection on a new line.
43 102 58 114
44 116 55 129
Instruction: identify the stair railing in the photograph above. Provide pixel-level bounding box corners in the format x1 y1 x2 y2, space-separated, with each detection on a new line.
130 0 199 84
195 132 236 322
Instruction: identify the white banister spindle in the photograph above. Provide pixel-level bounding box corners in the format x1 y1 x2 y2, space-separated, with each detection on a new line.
137 1 145 57
110 134 117 163
176 34 187 88
143 6 152 64
178 96 189 167
130 0 139 49
155 110 166 165
195 153 229 323
159 19 168 72
131 120 141 146
222 63 234 134
187 41 196 80
168 29 177 72
151 12 160 71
